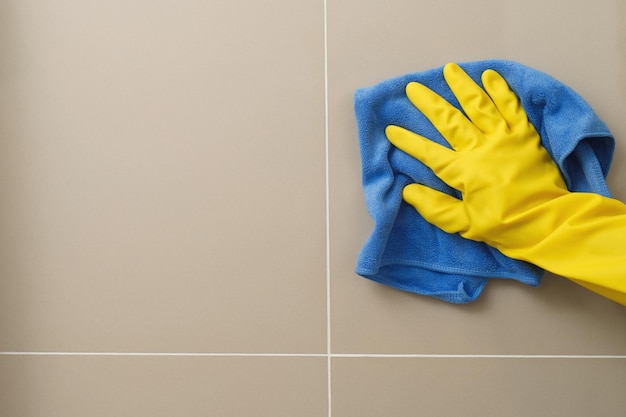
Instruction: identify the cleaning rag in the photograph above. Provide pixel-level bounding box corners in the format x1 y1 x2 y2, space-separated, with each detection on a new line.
354 59 615 303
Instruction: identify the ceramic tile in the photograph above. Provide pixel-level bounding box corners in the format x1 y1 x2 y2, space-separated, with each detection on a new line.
0 355 328 417
328 0 626 354
332 357 626 417
0 0 326 353
2 0 626 415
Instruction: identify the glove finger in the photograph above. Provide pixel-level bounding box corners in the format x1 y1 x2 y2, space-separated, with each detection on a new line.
402 183 470 235
481 69 528 129
386 125 463 190
443 63 506 134
405 81 482 151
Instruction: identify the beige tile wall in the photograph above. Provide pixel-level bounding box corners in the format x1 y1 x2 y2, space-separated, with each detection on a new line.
1 0 625 415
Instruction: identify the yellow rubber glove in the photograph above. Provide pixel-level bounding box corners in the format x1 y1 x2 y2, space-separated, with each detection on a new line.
385 63 626 306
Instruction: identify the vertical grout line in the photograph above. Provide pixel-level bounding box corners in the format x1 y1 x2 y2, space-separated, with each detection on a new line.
323 0 332 416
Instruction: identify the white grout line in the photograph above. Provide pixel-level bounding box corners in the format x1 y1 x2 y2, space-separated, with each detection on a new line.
0 352 326 357
323 0 332 415
330 353 626 359
0 352 624 359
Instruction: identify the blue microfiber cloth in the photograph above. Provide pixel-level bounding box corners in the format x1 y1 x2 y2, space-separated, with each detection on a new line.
354 60 615 304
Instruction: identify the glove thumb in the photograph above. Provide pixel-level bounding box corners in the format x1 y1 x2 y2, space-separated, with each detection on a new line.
402 183 470 235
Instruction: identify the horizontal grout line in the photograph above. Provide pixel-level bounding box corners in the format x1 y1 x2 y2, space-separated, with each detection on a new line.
0 352 327 358
331 353 626 359
0 352 625 359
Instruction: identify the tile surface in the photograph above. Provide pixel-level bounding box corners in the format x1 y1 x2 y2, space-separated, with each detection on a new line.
0 355 328 417
0 0 326 353
332 357 626 417
328 0 626 354
2 0 626 416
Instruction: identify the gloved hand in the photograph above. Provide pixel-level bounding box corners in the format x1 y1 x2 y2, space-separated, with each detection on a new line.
386 63 626 306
